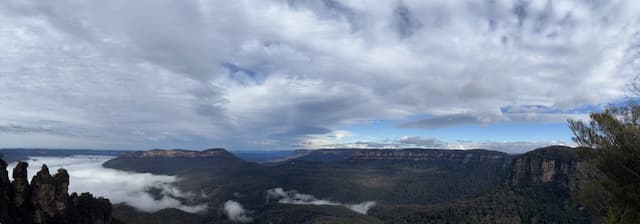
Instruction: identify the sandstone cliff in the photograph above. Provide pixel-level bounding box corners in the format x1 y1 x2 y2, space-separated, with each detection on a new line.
508 145 585 188
0 159 113 224
371 146 595 224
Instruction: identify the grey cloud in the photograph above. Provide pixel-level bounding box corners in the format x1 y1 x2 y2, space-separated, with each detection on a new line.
29 0 234 81
399 136 444 147
322 137 571 154
316 140 394 149
0 0 638 149
0 124 65 135
351 141 396 148
513 0 528 27
447 140 574 154
268 126 332 148
393 1 423 37
280 126 331 136
399 114 483 129
398 112 588 129
286 0 356 23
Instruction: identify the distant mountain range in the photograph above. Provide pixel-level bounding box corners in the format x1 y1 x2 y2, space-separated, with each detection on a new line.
100 146 595 224
0 146 594 223
102 148 245 175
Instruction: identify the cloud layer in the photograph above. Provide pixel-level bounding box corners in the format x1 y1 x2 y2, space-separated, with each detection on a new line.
223 200 254 223
318 135 570 154
1 0 639 150
266 188 376 215
7 156 207 213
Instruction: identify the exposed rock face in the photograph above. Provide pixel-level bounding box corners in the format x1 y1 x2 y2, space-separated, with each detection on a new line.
12 161 33 223
0 159 113 224
69 193 112 224
372 146 595 224
508 146 582 187
0 160 12 222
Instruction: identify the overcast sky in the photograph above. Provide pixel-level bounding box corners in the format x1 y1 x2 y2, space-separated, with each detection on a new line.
1 0 639 153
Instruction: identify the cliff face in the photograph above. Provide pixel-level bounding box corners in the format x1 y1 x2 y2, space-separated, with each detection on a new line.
371 146 595 224
0 160 12 221
0 159 113 224
508 146 584 188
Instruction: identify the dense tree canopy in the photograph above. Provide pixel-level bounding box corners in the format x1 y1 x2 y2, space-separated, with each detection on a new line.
569 105 640 223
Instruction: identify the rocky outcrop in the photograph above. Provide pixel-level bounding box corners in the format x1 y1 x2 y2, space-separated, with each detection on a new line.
12 161 33 223
0 160 12 222
0 159 113 224
371 146 595 224
508 146 583 187
68 193 112 224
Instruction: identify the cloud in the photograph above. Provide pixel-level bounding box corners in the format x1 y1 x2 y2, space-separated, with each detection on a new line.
393 1 423 37
399 114 484 128
0 1 638 149
333 130 350 140
348 201 377 215
313 141 400 149
7 156 207 213
398 136 444 147
398 110 590 129
0 124 68 135
447 140 574 154
223 200 253 223
266 188 376 215
317 136 571 154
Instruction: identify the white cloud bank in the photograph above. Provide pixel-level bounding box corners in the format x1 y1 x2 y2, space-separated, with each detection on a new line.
317 136 573 154
8 156 207 213
266 188 376 215
223 200 253 223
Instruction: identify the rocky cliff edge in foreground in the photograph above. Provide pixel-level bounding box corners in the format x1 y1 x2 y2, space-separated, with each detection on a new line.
0 159 113 224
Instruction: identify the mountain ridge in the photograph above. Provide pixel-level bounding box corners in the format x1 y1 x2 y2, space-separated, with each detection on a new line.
370 145 595 223
285 147 514 163
100 145 593 223
102 148 247 175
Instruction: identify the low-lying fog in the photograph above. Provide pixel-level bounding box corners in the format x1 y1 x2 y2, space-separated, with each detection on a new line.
223 188 377 223
7 156 207 213
267 188 376 214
